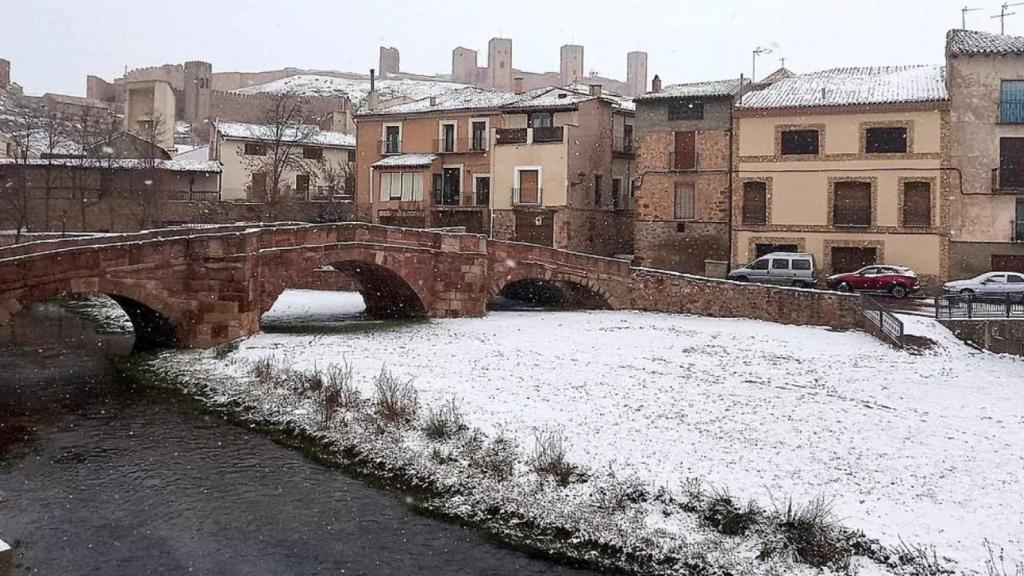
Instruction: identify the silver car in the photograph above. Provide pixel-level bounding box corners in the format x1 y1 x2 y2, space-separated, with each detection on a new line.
727 252 816 288
943 271 1024 297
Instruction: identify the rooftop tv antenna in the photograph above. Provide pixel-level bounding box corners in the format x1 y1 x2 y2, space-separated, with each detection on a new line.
962 5 982 28
752 46 772 81
991 2 1024 34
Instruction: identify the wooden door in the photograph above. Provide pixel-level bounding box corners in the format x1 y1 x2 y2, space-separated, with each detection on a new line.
831 247 877 274
518 170 540 204
251 172 267 202
674 131 696 170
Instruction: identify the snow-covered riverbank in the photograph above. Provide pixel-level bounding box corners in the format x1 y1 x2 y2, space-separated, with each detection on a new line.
144 290 1024 574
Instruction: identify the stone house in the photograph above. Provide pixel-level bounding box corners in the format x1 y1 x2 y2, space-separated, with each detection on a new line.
633 77 748 275
490 84 636 255
733 66 950 291
211 121 356 202
945 29 1024 277
353 86 518 232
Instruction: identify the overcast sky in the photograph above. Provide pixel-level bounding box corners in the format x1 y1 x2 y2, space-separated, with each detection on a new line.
1 0 1015 96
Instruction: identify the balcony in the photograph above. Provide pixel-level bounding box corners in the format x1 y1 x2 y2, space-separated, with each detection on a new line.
379 139 402 155
512 187 543 205
433 138 487 154
495 128 528 145
531 126 564 144
668 151 700 171
613 137 635 156
1015 220 1024 242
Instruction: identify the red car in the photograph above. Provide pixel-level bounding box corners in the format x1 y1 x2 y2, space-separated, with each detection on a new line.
826 265 921 299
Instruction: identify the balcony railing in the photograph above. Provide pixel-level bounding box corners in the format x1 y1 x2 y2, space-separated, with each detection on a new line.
379 139 402 155
311 186 354 202
532 126 564 144
433 138 487 154
668 151 700 171
1002 99 1024 124
613 137 635 155
167 190 222 202
512 187 543 205
495 128 528 145
1015 219 1024 242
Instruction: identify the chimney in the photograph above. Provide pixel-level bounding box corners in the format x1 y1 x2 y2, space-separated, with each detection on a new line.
429 96 437 107
651 74 662 94
589 84 602 98
367 69 379 110
514 76 524 95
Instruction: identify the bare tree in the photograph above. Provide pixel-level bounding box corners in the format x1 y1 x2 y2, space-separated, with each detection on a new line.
67 106 118 230
237 92 319 220
0 114 35 243
119 111 170 229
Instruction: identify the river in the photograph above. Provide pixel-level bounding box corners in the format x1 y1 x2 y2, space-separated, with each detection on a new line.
0 302 597 575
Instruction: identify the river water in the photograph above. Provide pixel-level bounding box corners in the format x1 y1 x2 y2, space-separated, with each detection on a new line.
0 302 597 575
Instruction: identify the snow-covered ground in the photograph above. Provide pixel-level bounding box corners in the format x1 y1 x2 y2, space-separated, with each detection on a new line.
160 290 1024 572
234 74 470 108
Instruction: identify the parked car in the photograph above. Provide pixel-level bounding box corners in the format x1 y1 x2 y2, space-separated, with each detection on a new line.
727 252 816 287
826 265 921 299
943 271 1024 298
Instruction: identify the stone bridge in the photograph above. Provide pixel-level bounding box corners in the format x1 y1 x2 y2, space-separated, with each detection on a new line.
0 223 869 348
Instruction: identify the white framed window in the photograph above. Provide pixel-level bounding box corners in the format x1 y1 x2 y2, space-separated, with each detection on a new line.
379 171 423 202
470 118 489 151
674 183 695 220
438 121 457 152
381 123 402 154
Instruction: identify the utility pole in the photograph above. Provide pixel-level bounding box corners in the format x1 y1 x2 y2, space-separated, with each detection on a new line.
752 46 772 81
962 5 981 28
992 2 1024 34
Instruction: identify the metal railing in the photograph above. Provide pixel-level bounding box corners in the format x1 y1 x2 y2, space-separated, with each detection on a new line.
167 190 221 202
613 137 635 155
310 186 354 202
495 128 527 145
532 126 564 144
936 293 1024 319
512 187 543 205
1001 99 1024 124
863 296 904 347
379 139 402 155
669 151 700 171
991 167 1024 191
432 138 487 154
1014 220 1024 242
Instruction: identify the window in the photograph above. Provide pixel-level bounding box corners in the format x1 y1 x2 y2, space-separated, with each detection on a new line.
833 181 872 227
673 131 696 170
295 174 310 194
742 181 767 225
792 259 812 271
1000 137 1024 189
674 183 695 220
441 123 456 152
244 142 266 156
383 125 401 154
1016 198 1024 241
475 176 490 205
865 126 908 154
527 112 553 128
379 171 423 201
780 129 819 155
594 174 603 207
303 147 323 160
771 259 790 270
622 124 634 152
668 100 704 121
471 121 487 151
902 181 932 227
1002 80 1024 124
1008 274 1024 283
612 178 622 210
750 258 770 271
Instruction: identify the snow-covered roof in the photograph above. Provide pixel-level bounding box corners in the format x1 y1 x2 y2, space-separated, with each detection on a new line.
635 78 748 101
947 29 1024 56
173 145 210 163
234 74 470 109
0 157 222 173
504 86 635 112
215 121 355 148
737 65 948 110
359 86 520 117
371 153 437 168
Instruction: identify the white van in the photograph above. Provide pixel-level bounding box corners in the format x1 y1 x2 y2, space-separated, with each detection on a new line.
727 252 816 288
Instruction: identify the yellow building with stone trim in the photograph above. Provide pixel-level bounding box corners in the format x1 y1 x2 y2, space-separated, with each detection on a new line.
732 66 951 291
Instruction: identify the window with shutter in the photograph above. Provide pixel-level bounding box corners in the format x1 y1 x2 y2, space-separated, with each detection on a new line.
833 181 872 227
742 181 767 225
902 181 932 227
673 131 696 170
865 127 908 153
780 129 819 155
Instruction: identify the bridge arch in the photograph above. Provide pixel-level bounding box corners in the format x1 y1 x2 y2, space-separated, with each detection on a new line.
488 269 614 311
4 280 184 347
